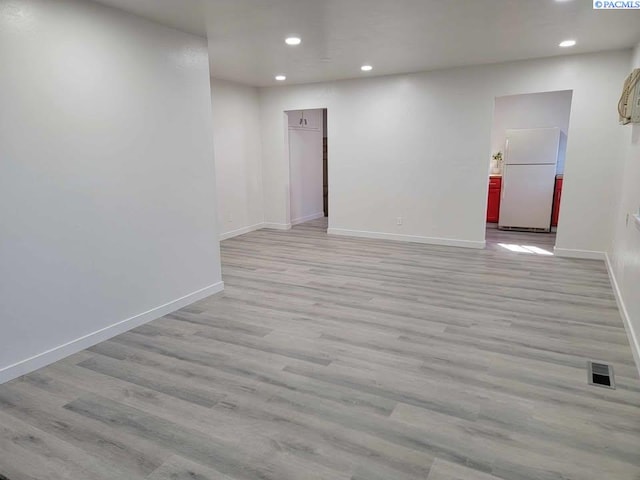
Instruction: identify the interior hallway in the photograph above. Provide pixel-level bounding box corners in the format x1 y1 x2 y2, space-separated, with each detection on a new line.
0 221 639 480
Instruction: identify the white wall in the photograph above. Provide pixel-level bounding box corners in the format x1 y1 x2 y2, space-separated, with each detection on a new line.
492 90 573 174
259 51 630 253
609 42 640 374
0 0 222 383
287 109 324 225
211 78 264 239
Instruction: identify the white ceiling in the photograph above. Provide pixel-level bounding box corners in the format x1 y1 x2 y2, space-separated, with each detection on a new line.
95 0 640 87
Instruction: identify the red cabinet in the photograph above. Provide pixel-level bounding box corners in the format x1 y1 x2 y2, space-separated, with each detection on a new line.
552 176 563 227
487 176 502 223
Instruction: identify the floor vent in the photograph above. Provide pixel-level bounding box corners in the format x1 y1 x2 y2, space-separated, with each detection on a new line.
588 361 615 389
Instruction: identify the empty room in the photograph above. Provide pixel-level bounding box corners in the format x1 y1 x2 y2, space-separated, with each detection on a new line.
2 1 640 479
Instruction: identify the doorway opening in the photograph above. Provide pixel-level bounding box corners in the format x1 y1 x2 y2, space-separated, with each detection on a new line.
485 90 573 254
286 108 328 232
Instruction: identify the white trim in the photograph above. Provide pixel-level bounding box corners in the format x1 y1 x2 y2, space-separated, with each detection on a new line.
291 212 325 226
328 228 486 249
288 125 321 132
605 253 640 378
553 247 605 260
0 282 224 385
219 222 264 241
263 222 292 230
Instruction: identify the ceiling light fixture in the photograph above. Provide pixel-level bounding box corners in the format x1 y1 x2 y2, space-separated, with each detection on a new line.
559 39 576 48
361 65 373 72
285 37 301 46
275 75 286 81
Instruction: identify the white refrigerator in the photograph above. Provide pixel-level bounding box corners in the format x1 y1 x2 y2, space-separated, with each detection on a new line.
498 127 560 232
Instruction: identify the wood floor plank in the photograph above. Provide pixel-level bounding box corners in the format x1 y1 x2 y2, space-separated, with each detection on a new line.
147 455 235 480
426 458 509 480
0 381 169 478
0 408 143 480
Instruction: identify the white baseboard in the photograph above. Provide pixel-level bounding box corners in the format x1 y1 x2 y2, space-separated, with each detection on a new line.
605 253 640 378
220 219 308 238
553 247 605 260
263 222 292 230
219 222 264 241
0 281 224 385
328 228 485 249
291 212 325 226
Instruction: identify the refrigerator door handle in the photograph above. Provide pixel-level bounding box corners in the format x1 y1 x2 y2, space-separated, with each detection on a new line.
501 166 507 201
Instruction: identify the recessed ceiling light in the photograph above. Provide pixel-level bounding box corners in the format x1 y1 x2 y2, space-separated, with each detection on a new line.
559 39 576 48
275 75 286 81
285 37 301 46
361 65 373 72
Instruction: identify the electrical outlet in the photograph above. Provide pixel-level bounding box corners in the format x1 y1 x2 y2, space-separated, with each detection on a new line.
228 214 233 223
397 217 403 226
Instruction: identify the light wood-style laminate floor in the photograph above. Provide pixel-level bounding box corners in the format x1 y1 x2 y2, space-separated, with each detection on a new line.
1 218 639 480
485 225 556 253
